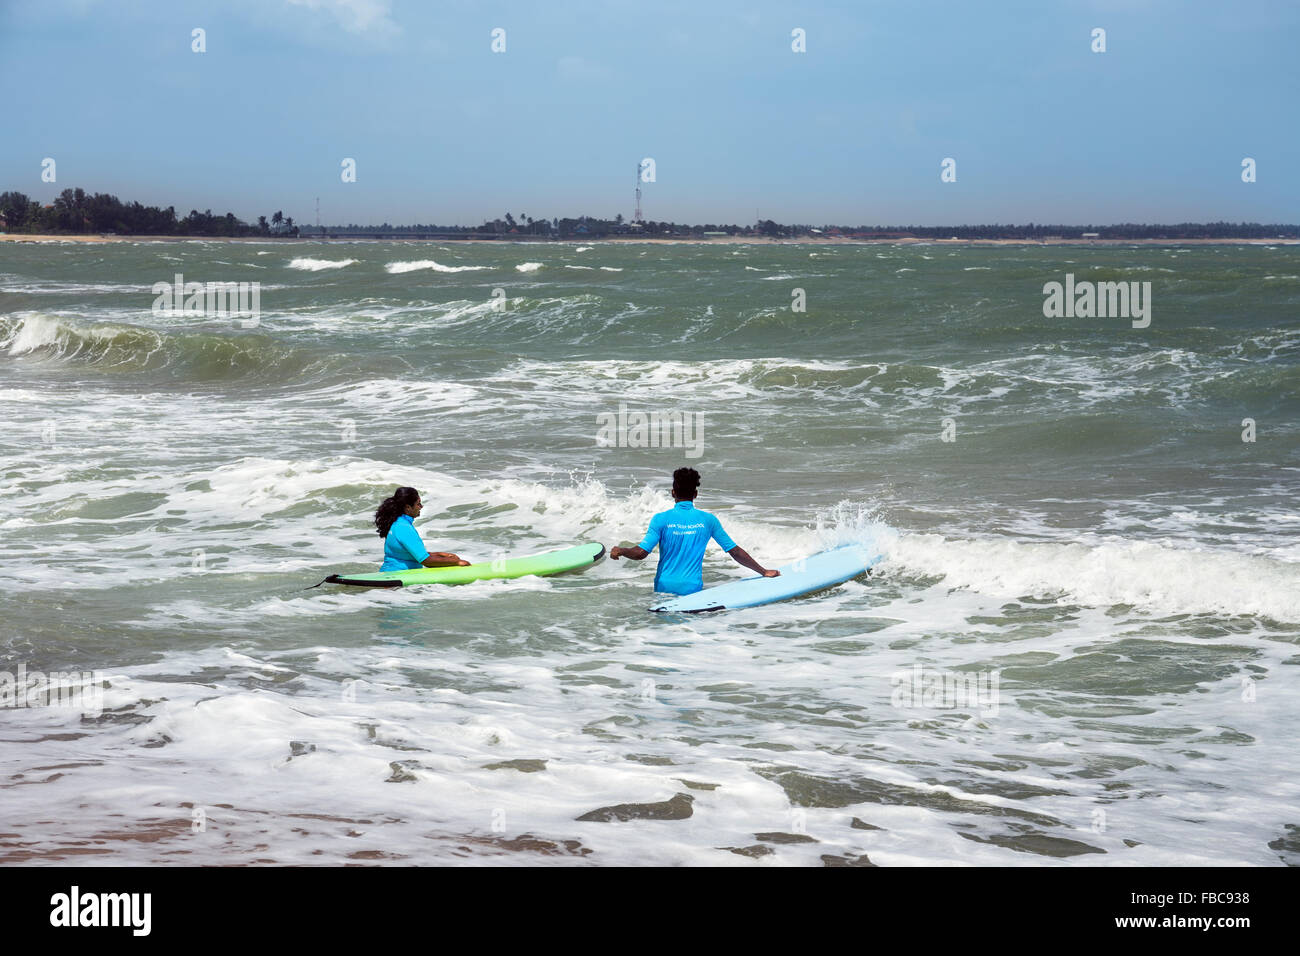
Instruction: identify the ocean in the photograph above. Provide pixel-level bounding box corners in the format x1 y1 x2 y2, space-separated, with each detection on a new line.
1 238 1297 865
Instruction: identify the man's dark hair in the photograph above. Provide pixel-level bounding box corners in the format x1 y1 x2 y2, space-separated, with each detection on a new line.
672 468 701 501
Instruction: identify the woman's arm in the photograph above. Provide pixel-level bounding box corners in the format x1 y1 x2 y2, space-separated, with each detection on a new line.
422 552 471 567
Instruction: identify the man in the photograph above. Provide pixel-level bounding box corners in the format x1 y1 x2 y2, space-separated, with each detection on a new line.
610 468 779 595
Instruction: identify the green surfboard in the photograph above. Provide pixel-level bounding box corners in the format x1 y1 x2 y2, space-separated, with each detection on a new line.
322 542 606 589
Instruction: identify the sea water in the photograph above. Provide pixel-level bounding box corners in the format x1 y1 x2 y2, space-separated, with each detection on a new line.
1 239 1296 864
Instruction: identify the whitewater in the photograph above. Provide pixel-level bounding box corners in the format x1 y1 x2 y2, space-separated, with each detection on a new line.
1 239 1297 865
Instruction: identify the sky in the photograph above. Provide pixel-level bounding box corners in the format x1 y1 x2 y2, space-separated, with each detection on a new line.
1 0 1297 227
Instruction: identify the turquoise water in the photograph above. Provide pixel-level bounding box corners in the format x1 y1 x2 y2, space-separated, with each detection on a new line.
1 239 1297 865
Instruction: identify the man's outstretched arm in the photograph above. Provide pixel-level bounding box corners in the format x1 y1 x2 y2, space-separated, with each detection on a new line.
728 545 779 577
610 546 649 561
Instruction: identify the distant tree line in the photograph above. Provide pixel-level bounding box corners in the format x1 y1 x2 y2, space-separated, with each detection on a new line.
300 216 1300 240
817 221 1299 240
0 188 299 237
2 188 1294 240
301 215 778 238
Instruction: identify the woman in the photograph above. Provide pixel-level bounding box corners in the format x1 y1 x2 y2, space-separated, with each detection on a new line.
374 487 470 571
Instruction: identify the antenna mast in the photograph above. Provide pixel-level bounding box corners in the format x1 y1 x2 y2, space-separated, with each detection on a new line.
634 162 643 223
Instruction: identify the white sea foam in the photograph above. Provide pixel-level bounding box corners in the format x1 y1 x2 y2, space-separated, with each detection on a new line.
25 434 1277 619
2 312 132 356
8 242 1298 866
5 535 1295 865
3 437 1297 866
886 532 1300 620
309 378 480 413
287 257 358 271
0 279 156 294
384 260 489 274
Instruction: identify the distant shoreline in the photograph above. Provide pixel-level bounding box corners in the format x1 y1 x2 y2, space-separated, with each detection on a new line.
2 233 1297 247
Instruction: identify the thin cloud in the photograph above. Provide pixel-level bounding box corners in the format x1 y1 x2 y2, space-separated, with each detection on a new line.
557 56 610 80
285 0 397 35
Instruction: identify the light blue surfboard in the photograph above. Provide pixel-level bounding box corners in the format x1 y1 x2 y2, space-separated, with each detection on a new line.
648 546 884 613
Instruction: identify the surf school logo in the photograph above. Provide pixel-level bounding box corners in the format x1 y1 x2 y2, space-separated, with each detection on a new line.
1042 273 1151 328
49 886 151 936
151 272 261 326
0 663 104 717
595 403 704 459
890 663 1000 718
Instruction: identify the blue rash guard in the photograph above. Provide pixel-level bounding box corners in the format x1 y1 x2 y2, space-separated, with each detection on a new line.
638 500 737 595
380 514 431 571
